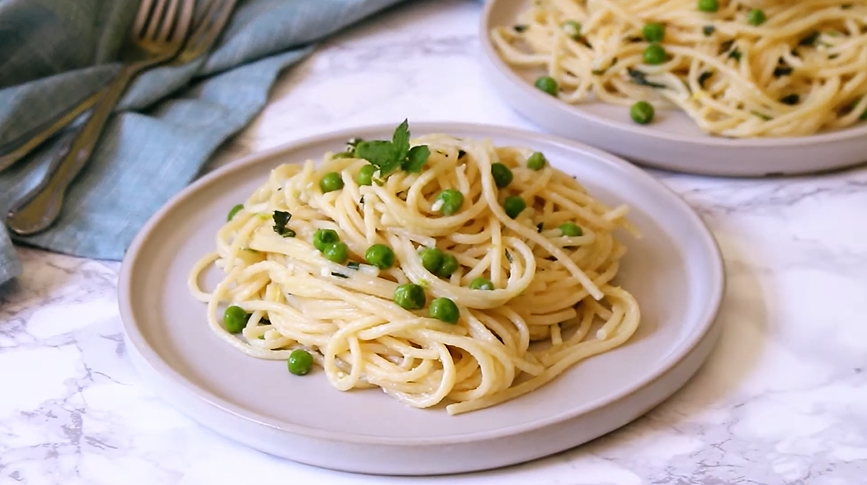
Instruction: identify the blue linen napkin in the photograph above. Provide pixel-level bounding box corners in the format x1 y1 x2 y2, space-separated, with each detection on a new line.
0 0 406 287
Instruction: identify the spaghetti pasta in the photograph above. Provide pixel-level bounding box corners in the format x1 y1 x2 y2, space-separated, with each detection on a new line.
491 0 867 138
188 123 640 415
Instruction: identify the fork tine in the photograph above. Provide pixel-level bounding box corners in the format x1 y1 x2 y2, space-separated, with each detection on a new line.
133 0 156 37
172 0 196 45
144 0 169 40
185 0 235 53
158 0 182 41
193 0 221 32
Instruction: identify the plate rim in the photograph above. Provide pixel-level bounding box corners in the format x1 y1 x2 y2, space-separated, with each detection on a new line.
118 121 726 446
479 0 867 147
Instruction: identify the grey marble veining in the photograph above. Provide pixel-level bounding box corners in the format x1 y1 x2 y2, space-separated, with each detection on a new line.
2 0 866 483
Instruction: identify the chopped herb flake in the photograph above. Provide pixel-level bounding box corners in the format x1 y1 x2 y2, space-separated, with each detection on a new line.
592 57 618 75
781 94 800 105
505 251 513 263
272 211 295 237
703 25 716 36
331 272 349 279
513 24 528 32
799 32 819 46
347 261 360 270
627 68 666 89
773 66 793 77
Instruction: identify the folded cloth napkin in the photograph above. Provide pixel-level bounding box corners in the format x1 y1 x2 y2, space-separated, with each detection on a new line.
0 0 406 287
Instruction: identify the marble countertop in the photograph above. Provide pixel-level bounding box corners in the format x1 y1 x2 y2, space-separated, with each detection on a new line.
2 0 867 483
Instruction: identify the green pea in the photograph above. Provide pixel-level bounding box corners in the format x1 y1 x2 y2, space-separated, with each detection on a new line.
436 189 464 216
356 165 375 186
394 283 426 310
429 297 460 324
643 43 668 65
227 204 244 222
323 241 349 264
365 244 395 270
320 172 344 193
534 76 558 96
503 196 526 219
562 20 581 40
313 229 340 251
223 305 249 334
526 152 546 170
436 253 459 278
630 101 655 125
419 247 444 274
287 349 313 376
491 163 514 188
643 22 665 42
469 277 494 290
560 222 584 237
747 8 766 26
698 0 719 13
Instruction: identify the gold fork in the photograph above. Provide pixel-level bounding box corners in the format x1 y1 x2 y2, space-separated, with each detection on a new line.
0 0 236 174
6 0 196 236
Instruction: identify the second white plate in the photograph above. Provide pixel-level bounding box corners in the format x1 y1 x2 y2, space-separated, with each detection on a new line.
480 0 867 177
118 122 724 476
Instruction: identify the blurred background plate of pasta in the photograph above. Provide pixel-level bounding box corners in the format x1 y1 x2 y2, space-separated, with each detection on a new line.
117 122 724 475
482 0 867 177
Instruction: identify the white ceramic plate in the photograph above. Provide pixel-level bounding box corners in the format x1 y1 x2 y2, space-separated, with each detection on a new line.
118 123 725 476
480 0 867 177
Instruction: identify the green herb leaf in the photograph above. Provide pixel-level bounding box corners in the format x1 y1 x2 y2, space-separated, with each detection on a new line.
354 121 431 178
273 210 296 237
355 140 399 175
347 261 360 270
403 145 430 173
392 119 411 163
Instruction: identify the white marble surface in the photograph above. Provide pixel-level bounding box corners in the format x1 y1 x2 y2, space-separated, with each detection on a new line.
2 0 867 483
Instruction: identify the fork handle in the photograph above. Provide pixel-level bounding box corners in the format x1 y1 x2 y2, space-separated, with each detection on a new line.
5 65 138 236
0 90 103 173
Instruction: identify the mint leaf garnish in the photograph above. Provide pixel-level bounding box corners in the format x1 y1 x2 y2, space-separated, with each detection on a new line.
354 120 430 178
392 119 411 163
355 140 398 175
403 145 430 173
